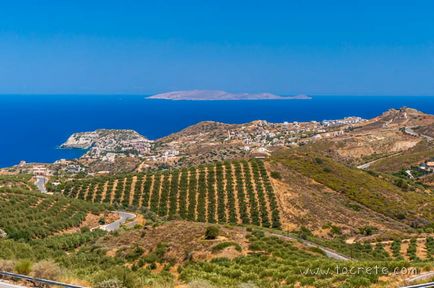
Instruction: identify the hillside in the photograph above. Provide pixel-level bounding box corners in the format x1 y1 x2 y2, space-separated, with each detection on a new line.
269 149 434 236
268 160 413 238
368 140 434 173
302 108 434 165
2 157 434 287
0 188 103 240
0 174 36 190
3 217 420 288
56 159 281 228
54 154 433 241
362 107 434 129
414 123 434 138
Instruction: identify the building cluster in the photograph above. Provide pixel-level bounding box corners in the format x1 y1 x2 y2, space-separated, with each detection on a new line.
321 117 365 127
404 159 434 179
47 116 367 172
418 160 434 173
221 117 365 150
83 135 153 162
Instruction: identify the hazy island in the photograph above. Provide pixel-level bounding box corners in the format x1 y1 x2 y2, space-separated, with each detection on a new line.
147 90 311 101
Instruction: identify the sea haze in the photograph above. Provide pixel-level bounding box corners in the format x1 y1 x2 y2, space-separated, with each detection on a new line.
1 95 434 168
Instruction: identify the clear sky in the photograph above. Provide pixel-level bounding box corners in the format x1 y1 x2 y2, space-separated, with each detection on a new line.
1 0 433 96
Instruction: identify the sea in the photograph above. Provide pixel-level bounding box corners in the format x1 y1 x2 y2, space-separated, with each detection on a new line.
1 95 434 168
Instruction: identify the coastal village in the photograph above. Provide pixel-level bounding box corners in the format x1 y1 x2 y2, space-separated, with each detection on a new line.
2 116 366 176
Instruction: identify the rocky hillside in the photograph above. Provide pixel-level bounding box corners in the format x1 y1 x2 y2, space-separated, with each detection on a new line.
303 108 434 165
268 149 434 240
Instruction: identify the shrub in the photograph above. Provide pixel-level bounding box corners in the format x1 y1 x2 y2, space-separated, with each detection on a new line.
99 217 106 225
211 242 242 253
32 260 61 280
94 279 127 288
297 226 312 240
15 259 32 275
93 267 140 288
359 226 378 236
270 171 281 180
187 280 218 288
0 260 15 272
205 226 220 240
80 226 90 233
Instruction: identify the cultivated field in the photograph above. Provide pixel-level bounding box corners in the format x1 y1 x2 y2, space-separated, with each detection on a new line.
0 188 102 240
58 160 281 228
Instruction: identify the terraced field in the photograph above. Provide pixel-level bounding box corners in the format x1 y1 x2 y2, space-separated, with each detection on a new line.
58 159 281 228
371 237 434 261
0 174 36 190
0 188 102 240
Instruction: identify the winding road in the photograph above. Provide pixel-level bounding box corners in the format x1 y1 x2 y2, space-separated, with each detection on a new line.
34 176 47 193
404 127 433 142
267 232 351 261
401 272 434 288
98 211 136 232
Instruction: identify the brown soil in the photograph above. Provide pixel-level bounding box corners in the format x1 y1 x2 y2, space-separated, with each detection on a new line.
98 221 249 265
268 160 412 237
57 212 120 235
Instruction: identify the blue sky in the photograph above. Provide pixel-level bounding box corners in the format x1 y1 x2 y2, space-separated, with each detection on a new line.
0 0 433 95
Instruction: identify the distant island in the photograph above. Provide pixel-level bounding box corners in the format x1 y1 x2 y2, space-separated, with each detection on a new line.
147 90 311 101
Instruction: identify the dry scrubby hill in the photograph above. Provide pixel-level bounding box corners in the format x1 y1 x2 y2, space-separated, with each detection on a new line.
56 159 281 228
414 123 434 138
368 140 434 173
269 149 434 238
302 108 434 165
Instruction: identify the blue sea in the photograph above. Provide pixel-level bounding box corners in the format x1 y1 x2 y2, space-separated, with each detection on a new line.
1 95 434 168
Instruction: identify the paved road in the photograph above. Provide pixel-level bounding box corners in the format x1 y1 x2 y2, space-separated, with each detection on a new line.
99 211 136 232
357 159 379 170
356 152 402 170
401 282 434 288
402 271 434 288
0 281 27 288
34 176 47 193
404 127 433 142
267 232 351 261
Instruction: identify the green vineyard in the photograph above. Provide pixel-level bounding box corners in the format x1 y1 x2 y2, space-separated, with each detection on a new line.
57 159 281 228
0 188 102 240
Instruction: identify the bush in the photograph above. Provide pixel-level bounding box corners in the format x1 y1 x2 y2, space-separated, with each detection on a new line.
359 226 378 236
270 171 281 180
15 259 32 275
187 280 218 288
99 217 106 225
0 260 15 272
94 279 127 288
93 267 141 288
211 242 242 253
80 226 90 233
297 226 312 240
32 260 61 280
205 226 220 240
